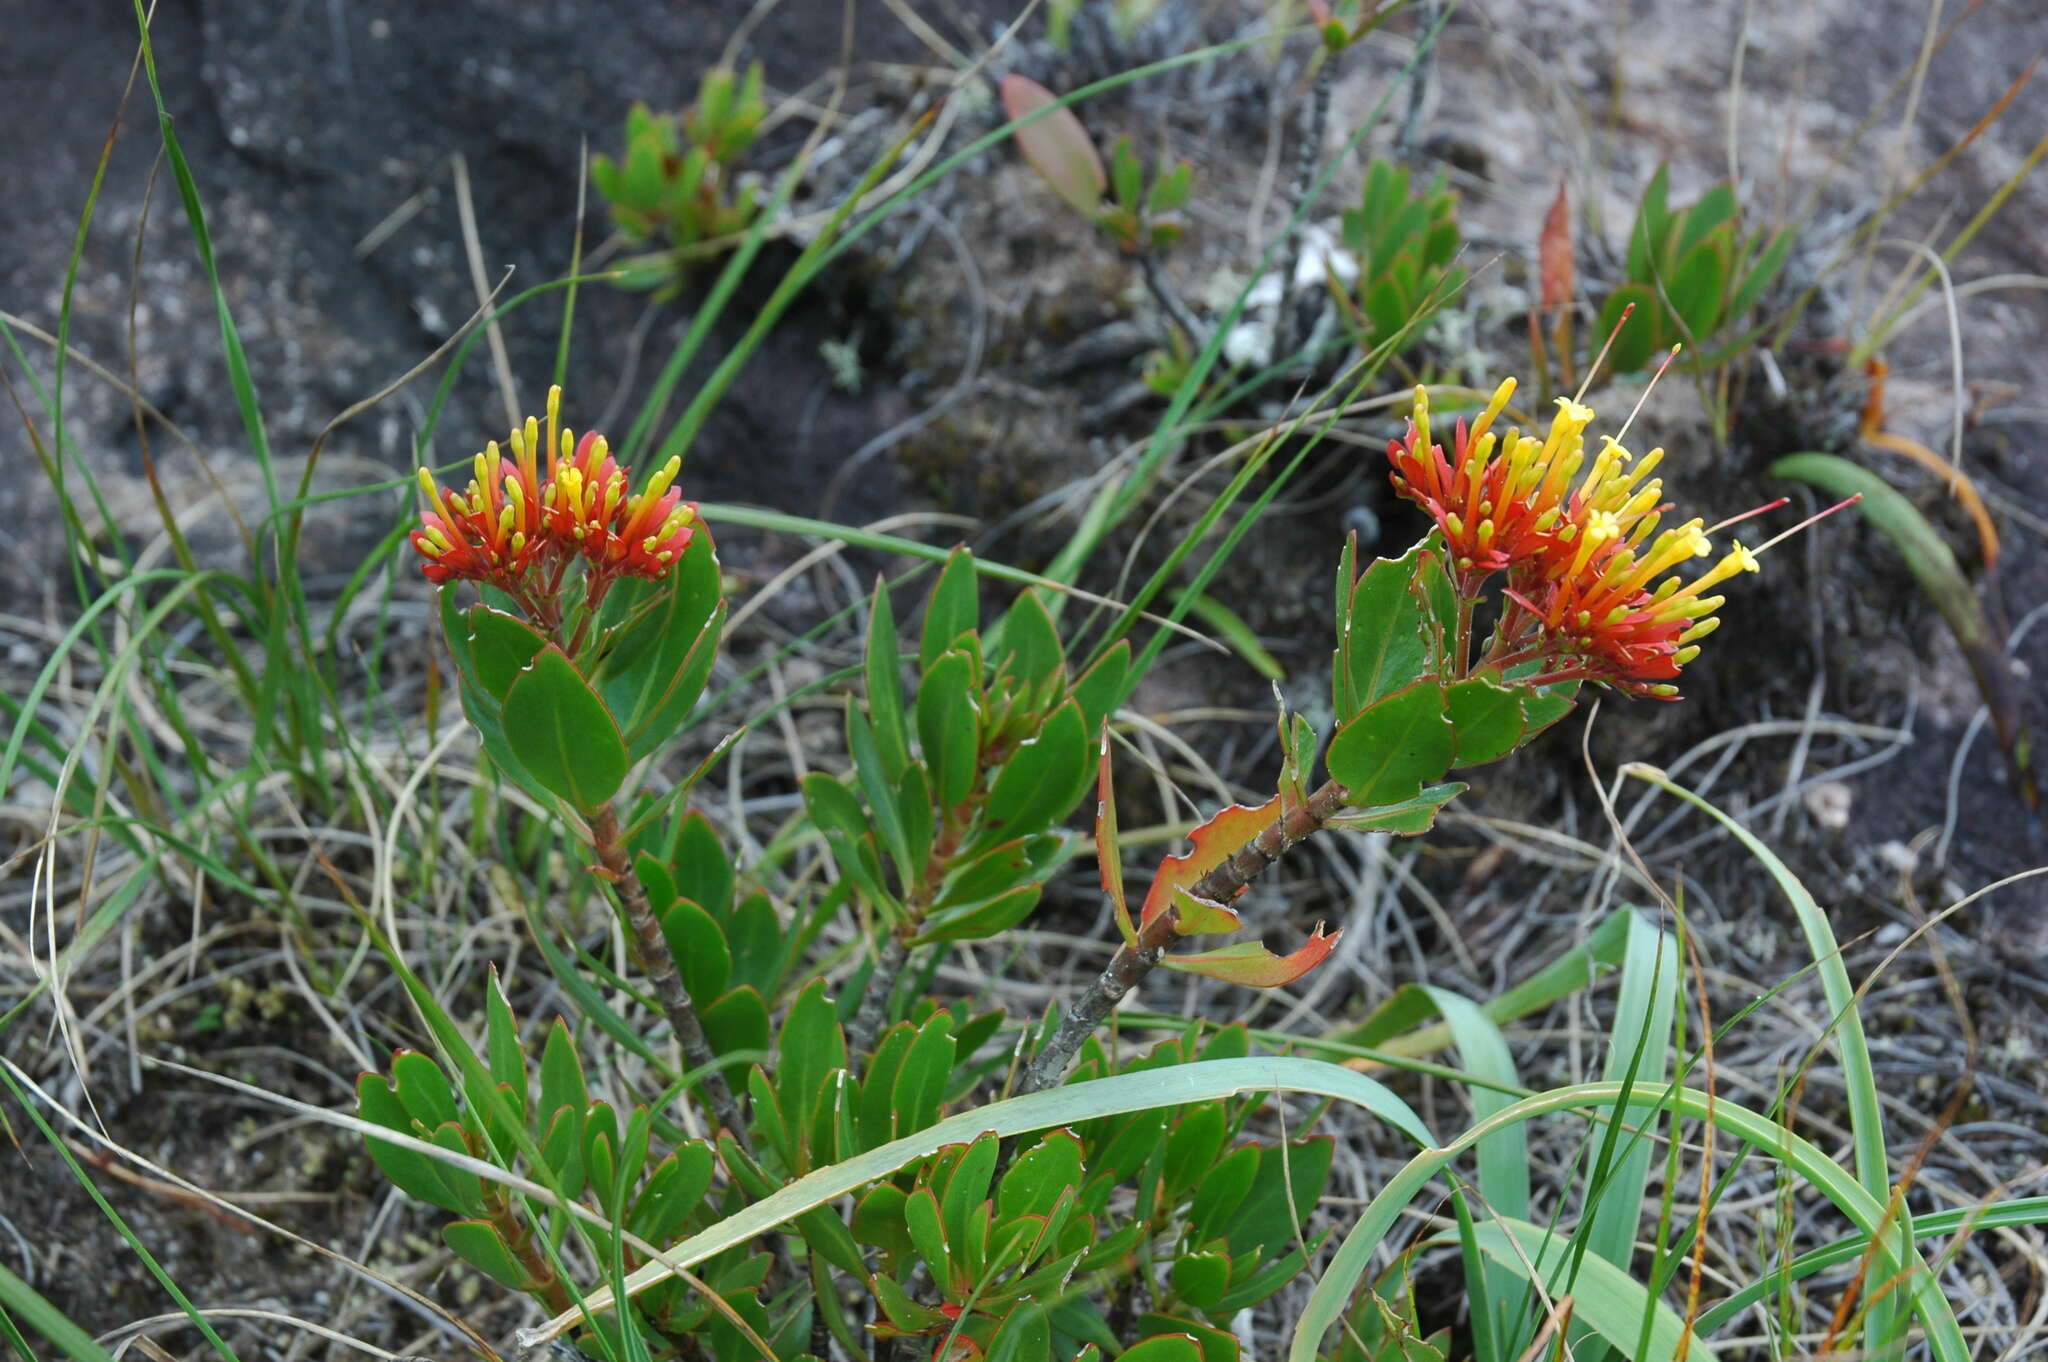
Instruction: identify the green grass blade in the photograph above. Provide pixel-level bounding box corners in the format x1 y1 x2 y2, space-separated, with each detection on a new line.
1695 1197 2048 1334
1413 985 1533 1362
1289 1080 1966 1362
0 1262 117 1362
1567 910 1678 1361
1622 764 1905 1352
1468 1217 1687 1362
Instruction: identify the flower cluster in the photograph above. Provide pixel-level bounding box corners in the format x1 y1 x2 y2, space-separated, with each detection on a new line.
411 387 697 593
1388 378 1759 697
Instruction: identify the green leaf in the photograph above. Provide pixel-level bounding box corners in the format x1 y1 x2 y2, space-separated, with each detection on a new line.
990 588 1065 689
667 810 734 917
1770 453 1996 659
803 772 900 916
1226 1137 1334 1257
1340 547 1432 716
892 1012 957 1139
700 986 770 1066
629 1142 717 1246
657 895 733 1005
895 761 937 892
1170 1252 1232 1312
1161 1103 1228 1200
1664 236 1729 343
1120 1336 1203 1362
987 1303 1052 1362
355 1074 467 1212
904 1186 952 1290
1625 165 1671 283
1136 1316 1238 1362
1326 681 1453 807
501 646 628 813
483 969 523 1097
999 1131 1083 1222
725 893 785 995
933 834 1035 912
920 546 980 671
1675 183 1737 256
389 1050 461 1131
465 606 549 701
1598 283 1662 375
443 1220 530 1292
852 1184 915 1262
1188 1144 1260 1241
867 577 911 778
981 700 1088 839
1069 640 1129 735
916 648 981 809
1111 135 1143 210
1726 225 1795 320
1445 677 1525 766
1324 781 1465 836
776 980 848 1150
537 1019 588 1125
874 1270 947 1332
913 883 1041 946
1516 677 1579 739
848 699 914 885
590 527 725 759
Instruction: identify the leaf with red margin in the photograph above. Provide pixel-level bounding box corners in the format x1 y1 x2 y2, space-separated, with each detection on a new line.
1138 794 1281 930
1096 728 1135 947
1158 923 1341 988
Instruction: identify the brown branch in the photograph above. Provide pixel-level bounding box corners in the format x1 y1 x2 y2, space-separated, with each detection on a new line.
587 802 751 1151
1016 779 1351 1095
847 933 909 1061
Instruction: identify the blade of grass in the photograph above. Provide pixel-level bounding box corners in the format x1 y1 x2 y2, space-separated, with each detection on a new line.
1290 1078 1965 1362
1618 763 1907 1355
1468 1217 1686 1362
0 1263 117 1362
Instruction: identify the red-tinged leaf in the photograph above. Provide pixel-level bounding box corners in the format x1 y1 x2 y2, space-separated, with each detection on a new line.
1539 179 1574 309
1159 924 1341 989
1096 728 1135 946
1000 74 1106 217
1139 794 1281 929
1169 888 1241 937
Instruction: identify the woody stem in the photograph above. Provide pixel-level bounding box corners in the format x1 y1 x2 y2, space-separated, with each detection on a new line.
1017 779 1350 1095
587 802 751 1151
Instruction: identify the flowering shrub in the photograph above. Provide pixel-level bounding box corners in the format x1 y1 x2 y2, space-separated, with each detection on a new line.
1385 379 1758 696
356 377 1772 1360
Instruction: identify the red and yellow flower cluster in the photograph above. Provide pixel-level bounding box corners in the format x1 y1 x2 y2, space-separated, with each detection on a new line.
410 387 697 592
1387 378 1758 697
